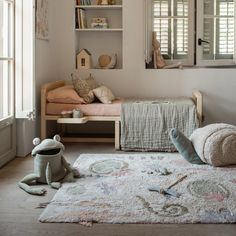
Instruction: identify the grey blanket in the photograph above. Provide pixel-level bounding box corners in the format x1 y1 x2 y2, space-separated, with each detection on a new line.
120 98 199 151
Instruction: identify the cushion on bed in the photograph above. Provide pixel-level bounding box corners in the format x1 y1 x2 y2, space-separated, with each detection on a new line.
72 73 99 104
93 86 115 104
47 85 85 104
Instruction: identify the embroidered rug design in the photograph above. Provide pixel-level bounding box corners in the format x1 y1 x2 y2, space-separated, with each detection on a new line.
39 154 236 224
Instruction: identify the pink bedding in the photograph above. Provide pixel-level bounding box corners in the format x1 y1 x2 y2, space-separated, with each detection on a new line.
46 99 122 116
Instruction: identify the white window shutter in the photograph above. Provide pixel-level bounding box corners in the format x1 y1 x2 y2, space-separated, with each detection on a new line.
151 0 194 65
234 0 236 63
145 0 153 63
197 0 235 66
15 0 35 119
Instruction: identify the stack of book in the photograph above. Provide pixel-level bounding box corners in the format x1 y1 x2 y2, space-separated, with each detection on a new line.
76 0 91 5
76 8 87 28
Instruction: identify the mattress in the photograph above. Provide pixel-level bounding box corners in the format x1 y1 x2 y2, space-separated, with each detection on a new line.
46 99 122 116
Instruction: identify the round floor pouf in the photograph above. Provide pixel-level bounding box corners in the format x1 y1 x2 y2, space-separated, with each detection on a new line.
190 123 236 167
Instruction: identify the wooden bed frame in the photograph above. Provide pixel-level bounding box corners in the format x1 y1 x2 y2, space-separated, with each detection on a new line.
41 80 203 150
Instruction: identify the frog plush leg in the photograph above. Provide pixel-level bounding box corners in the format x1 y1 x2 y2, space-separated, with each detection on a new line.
61 156 80 183
18 174 47 196
169 128 206 165
45 162 61 189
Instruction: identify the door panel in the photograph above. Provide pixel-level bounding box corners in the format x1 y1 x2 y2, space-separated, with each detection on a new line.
0 0 15 168
0 118 15 167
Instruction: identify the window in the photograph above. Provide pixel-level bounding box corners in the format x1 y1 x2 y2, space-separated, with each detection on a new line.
146 0 236 67
153 0 194 65
0 0 14 120
197 0 235 66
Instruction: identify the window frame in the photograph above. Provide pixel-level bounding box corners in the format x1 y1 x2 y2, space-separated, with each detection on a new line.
0 0 14 121
147 0 236 67
15 0 35 119
196 0 236 66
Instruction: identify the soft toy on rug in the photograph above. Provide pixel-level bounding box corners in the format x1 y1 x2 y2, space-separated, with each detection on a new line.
170 123 236 167
18 135 80 196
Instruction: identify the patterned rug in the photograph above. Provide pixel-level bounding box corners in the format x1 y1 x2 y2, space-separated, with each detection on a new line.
39 153 236 224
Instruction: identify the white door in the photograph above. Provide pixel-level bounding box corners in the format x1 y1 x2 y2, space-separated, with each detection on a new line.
0 0 16 167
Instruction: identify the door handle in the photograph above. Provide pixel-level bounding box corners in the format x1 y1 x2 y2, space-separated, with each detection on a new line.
198 38 210 46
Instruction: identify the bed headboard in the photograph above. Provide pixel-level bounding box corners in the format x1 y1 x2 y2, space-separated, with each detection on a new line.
41 80 66 138
41 80 65 116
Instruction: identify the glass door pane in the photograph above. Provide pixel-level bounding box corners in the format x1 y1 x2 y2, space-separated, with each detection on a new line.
1 0 13 58
0 60 13 119
0 0 14 120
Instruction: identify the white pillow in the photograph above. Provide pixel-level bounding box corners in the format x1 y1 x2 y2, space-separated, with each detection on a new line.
93 85 115 104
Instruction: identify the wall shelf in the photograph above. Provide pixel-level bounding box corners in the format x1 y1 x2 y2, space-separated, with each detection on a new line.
75 5 123 9
75 0 123 70
75 28 123 32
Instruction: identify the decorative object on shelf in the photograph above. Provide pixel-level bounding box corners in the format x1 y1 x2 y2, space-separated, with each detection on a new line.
77 0 91 5
91 17 108 29
73 108 84 118
18 135 80 196
77 49 92 69
77 8 87 28
36 0 49 40
61 111 73 118
97 0 111 5
96 53 117 69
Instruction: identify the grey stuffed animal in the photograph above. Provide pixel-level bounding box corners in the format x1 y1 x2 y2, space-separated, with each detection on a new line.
18 135 79 195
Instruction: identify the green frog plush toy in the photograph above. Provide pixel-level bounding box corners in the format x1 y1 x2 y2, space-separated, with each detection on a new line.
18 135 79 195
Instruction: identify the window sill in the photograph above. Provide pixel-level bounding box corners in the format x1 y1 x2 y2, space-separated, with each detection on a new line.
145 65 236 70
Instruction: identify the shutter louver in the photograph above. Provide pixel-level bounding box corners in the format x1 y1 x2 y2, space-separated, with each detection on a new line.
202 0 234 61
153 0 170 56
217 0 234 56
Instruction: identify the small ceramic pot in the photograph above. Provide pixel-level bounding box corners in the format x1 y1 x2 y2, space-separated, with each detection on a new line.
73 109 83 118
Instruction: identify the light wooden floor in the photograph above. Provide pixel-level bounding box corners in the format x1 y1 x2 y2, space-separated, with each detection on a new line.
0 143 236 236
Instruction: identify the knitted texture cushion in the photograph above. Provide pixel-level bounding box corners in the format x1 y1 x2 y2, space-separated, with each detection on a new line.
72 73 99 104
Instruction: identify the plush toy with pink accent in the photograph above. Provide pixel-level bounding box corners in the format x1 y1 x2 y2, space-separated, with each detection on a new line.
152 32 183 69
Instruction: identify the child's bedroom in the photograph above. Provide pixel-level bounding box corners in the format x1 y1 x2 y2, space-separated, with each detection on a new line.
0 0 236 235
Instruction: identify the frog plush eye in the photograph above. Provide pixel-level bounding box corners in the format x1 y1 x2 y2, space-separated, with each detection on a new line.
33 138 41 146
53 135 61 142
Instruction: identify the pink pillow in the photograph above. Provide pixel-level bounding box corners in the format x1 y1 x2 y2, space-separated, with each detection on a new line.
47 85 85 104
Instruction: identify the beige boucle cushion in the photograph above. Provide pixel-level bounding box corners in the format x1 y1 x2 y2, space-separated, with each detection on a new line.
190 123 236 167
93 85 115 104
47 85 85 104
72 73 99 104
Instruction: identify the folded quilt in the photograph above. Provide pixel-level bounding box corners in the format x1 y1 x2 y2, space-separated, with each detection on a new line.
120 98 199 151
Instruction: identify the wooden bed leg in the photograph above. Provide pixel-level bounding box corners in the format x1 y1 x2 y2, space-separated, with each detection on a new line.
59 124 66 137
41 118 47 140
115 120 120 150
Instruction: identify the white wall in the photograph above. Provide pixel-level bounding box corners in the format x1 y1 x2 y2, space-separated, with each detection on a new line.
16 0 236 156
52 0 236 126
